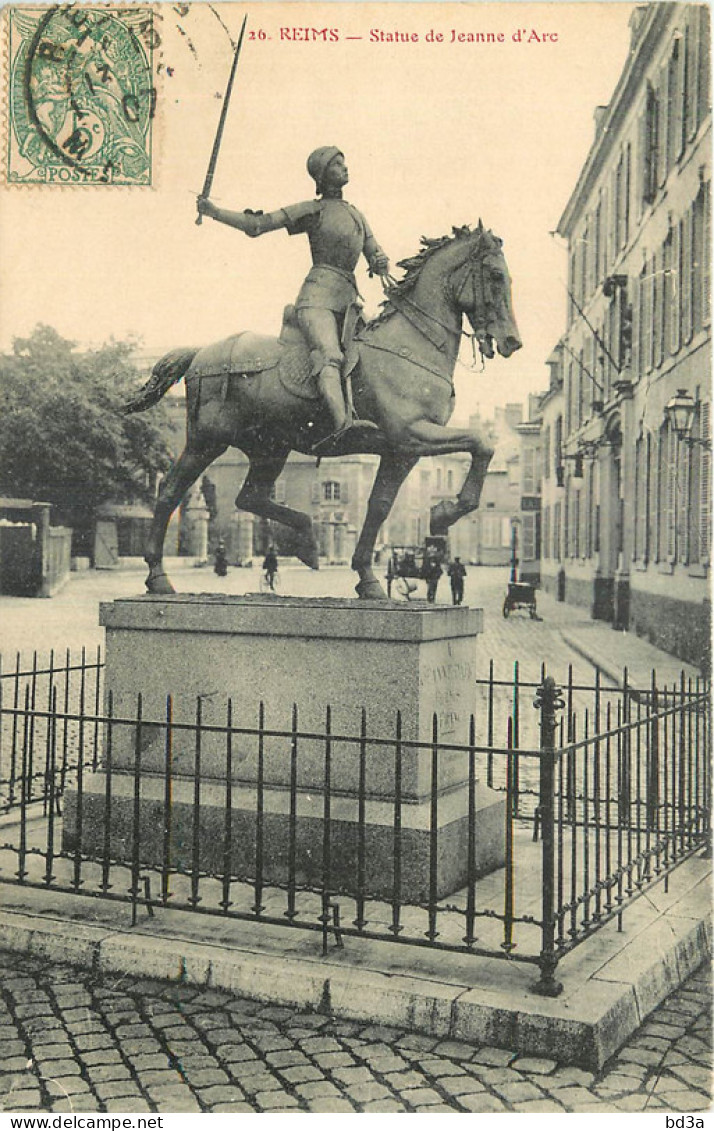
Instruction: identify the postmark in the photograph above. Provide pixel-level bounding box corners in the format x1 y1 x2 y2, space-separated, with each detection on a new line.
6 4 157 185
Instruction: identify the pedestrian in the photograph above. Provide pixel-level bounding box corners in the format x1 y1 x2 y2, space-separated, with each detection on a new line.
447 557 467 605
213 540 228 577
424 555 442 604
263 546 279 590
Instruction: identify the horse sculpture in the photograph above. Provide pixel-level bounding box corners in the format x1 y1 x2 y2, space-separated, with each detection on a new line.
127 222 521 599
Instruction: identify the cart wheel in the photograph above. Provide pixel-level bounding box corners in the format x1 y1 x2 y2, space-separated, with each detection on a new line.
529 601 538 620
502 598 510 618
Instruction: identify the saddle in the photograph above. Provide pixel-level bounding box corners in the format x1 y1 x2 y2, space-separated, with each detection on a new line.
186 306 362 403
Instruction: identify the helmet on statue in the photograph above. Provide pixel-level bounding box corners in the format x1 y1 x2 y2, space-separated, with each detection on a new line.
306 146 343 192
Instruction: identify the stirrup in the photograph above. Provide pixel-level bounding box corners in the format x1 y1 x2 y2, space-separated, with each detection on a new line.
310 418 378 454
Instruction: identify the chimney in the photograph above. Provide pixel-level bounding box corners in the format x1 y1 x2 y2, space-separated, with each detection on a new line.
594 106 609 138
504 404 523 431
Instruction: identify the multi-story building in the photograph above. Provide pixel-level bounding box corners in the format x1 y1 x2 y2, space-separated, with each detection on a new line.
545 2 711 669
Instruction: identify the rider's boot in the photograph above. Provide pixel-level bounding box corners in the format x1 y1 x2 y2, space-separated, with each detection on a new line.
310 364 378 453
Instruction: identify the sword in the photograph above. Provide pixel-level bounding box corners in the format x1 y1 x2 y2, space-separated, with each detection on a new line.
196 13 248 225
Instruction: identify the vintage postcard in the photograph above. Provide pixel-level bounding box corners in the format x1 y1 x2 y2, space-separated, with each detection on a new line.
0 0 710 1120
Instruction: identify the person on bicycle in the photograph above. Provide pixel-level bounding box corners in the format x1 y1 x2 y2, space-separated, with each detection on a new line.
263 546 279 590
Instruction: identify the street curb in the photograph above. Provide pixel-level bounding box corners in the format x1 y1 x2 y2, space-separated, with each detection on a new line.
559 630 626 688
0 862 710 1071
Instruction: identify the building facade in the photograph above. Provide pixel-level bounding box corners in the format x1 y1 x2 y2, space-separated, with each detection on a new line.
542 2 711 669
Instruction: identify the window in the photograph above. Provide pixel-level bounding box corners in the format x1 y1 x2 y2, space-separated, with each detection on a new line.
642 84 659 205
323 481 340 502
554 415 563 469
271 479 287 504
521 514 537 561
543 427 551 480
666 36 684 169
522 447 538 494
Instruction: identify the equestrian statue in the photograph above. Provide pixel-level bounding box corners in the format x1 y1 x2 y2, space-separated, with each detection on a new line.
126 27 521 599
126 141 521 599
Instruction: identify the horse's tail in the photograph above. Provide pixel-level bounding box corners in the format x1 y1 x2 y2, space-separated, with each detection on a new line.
123 347 199 415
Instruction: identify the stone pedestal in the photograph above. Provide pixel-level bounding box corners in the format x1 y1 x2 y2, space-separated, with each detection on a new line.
66 595 505 901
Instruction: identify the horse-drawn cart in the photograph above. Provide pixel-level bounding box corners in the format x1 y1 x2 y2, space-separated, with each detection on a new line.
502 580 538 619
386 536 449 598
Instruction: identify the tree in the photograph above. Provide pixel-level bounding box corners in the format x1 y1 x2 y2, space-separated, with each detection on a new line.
0 325 174 554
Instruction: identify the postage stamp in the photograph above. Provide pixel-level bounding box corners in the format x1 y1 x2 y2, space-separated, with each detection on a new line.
6 4 157 185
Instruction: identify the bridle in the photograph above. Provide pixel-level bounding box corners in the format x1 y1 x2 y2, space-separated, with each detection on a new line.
377 235 500 369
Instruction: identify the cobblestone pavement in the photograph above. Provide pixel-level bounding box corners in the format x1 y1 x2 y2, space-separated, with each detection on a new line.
0 950 710 1114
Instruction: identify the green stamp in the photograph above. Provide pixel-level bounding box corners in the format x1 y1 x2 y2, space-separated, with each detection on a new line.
7 5 156 185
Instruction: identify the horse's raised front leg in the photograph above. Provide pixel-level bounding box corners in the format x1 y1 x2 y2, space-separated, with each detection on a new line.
145 440 227 594
393 420 495 536
236 452 320 569
352 452 418 599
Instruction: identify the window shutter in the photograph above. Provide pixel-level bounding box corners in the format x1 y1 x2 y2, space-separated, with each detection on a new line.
663 229 673 358
644 433 651 565
666 424 677 562
634 437 642 561
340 481 349 504
653 249 663 369
658 67 669 188
680 439 691 566
624 143 631 246
564 489 570 558
698 7 711 133
700 402 711 564
703 181 711 328
311 481 321 504
654 431 663 562
687 12 699 142
683 208 694 343
671 221 682 355
646 258 655 372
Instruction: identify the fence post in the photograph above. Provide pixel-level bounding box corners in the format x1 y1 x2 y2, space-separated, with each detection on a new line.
532 675 564 997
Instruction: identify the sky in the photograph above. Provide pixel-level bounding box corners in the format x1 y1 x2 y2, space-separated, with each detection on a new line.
0 0 637 421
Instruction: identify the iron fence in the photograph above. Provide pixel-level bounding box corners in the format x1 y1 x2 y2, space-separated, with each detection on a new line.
0 649 709 994
0 648 103 813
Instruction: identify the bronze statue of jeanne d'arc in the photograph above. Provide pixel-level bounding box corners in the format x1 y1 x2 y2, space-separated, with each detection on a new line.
197 145 390 449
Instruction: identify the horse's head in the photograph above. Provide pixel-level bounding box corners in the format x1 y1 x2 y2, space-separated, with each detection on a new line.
449 223 522 360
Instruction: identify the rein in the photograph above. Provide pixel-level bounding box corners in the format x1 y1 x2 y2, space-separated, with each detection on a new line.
378 248 492 369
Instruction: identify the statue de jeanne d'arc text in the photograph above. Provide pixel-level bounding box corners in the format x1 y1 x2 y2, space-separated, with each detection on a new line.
127 18 522 600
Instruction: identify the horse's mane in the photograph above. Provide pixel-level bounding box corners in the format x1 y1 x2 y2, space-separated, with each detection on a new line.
366 224 480 329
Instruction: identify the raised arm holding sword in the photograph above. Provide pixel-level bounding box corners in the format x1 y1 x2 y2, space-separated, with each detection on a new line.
195 18 390 450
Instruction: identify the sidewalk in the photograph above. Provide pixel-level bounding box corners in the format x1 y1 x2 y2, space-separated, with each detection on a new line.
534 587 701 691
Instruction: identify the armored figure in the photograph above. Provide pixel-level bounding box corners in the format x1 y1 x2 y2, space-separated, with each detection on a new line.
197 146 389 448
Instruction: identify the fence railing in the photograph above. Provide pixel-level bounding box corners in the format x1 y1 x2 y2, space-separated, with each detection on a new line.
0 649 709 994
0 647 103 813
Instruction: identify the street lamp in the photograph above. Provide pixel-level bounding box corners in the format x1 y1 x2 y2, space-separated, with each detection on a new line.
664 389 712 449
